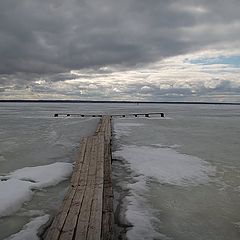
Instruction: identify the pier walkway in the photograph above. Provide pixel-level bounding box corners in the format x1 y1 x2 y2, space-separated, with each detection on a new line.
45 116 113 240
54 112 165 118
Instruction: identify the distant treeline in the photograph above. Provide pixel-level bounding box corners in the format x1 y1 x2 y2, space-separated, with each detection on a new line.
0 100 239 105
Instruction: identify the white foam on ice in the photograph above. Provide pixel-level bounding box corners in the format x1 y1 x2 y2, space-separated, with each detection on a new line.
0 162 73 217
5 214 50 240
113 121 144 139
114 145 215 186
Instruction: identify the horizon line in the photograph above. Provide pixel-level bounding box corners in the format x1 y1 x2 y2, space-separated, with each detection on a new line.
0 100 240 105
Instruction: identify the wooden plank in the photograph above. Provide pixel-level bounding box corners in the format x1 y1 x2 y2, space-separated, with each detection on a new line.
58 186 84 240
45 186 75 240
74 186 95 240
71 138 87 186
101 119 114 240
74 137 98 239
101 116 109 134
88 137 98 177
87 135 105 240
58 137 94 240
45 138 89 240
98 117 105 133
103 117 111 142
95 135 105 184
87 185 103 240
95 118 102 134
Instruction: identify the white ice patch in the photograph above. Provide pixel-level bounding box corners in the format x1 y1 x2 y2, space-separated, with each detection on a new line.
114 145 216 240
234 222 240 229
125 175 169 240
6 162 73 188
114 121 144 139
0 162 73 217
5 214 49 240
152 143 182 149
114 145 216 186
0 179 33 217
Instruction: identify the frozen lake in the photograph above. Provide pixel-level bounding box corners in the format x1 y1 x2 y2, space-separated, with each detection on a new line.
0 102 240 239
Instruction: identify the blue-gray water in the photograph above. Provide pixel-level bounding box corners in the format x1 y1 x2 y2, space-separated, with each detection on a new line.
0 103 239 239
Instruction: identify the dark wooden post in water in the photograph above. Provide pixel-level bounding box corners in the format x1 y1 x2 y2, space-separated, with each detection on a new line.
45 116 113 240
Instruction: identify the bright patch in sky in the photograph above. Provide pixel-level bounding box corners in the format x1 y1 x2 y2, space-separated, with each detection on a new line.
189 55 240 67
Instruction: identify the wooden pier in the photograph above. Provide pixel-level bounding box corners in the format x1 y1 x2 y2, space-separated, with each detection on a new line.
45 116 113 240
54 112 165 118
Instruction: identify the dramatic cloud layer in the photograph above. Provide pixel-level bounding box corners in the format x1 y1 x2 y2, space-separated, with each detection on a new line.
0 0 240 101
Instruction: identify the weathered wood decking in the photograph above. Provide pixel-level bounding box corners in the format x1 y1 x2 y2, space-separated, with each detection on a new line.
45 116 113 240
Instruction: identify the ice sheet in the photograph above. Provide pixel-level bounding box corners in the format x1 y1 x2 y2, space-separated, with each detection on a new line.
0 179 33 217
113 144 216 239
6 162 73 188
113 121 144 139
5 215 49 240
17 210 45 217
124 175 169 240
114 145 216 186
0 162 73 217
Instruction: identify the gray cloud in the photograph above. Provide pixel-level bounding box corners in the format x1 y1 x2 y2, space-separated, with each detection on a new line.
1 0 240 75
1 70 238 101
1 0 240 101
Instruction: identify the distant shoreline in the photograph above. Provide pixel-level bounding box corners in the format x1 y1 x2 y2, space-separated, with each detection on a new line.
0 100 240 105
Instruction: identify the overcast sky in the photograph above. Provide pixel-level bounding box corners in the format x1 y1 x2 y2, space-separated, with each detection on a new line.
0 0 240 101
